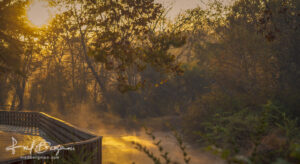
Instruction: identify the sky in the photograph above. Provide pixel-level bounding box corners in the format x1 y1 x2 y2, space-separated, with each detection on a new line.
156 0 204 18
27 0 206 26
26 0 233 27
156 0 233 19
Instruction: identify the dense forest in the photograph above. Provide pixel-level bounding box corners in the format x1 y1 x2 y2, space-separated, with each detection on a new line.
0 0 299 163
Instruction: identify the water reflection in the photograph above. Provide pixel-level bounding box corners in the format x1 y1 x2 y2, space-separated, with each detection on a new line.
102 132 224 164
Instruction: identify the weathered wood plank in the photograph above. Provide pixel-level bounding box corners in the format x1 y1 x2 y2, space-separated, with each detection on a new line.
0 111 102 164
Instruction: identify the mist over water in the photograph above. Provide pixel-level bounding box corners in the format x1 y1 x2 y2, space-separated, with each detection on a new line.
47 104 223 164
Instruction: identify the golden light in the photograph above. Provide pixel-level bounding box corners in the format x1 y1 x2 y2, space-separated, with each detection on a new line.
27 0 51 27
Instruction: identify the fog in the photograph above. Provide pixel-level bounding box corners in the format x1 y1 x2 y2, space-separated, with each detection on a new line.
47 104 223 164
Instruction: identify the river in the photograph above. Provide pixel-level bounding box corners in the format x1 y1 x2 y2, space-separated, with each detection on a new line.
97 130 224 164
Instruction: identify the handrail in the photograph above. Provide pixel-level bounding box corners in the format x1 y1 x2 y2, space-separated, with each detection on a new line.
0 111 102 164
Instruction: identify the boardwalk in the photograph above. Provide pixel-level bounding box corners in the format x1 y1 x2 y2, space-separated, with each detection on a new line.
0 111 102 164
0 131 50 161
0 124 58 161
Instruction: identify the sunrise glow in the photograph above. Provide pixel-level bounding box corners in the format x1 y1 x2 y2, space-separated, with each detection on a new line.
27 0 50 27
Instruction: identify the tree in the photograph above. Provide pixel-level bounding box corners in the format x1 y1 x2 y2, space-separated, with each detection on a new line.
0 0 29 74
50 0 186 93
0 0 37 110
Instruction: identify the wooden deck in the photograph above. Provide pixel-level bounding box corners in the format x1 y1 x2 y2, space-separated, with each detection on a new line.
0 131 51 161
0 111 102 164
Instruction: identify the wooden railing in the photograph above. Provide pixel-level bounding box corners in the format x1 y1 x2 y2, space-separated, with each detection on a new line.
0 111 102 164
